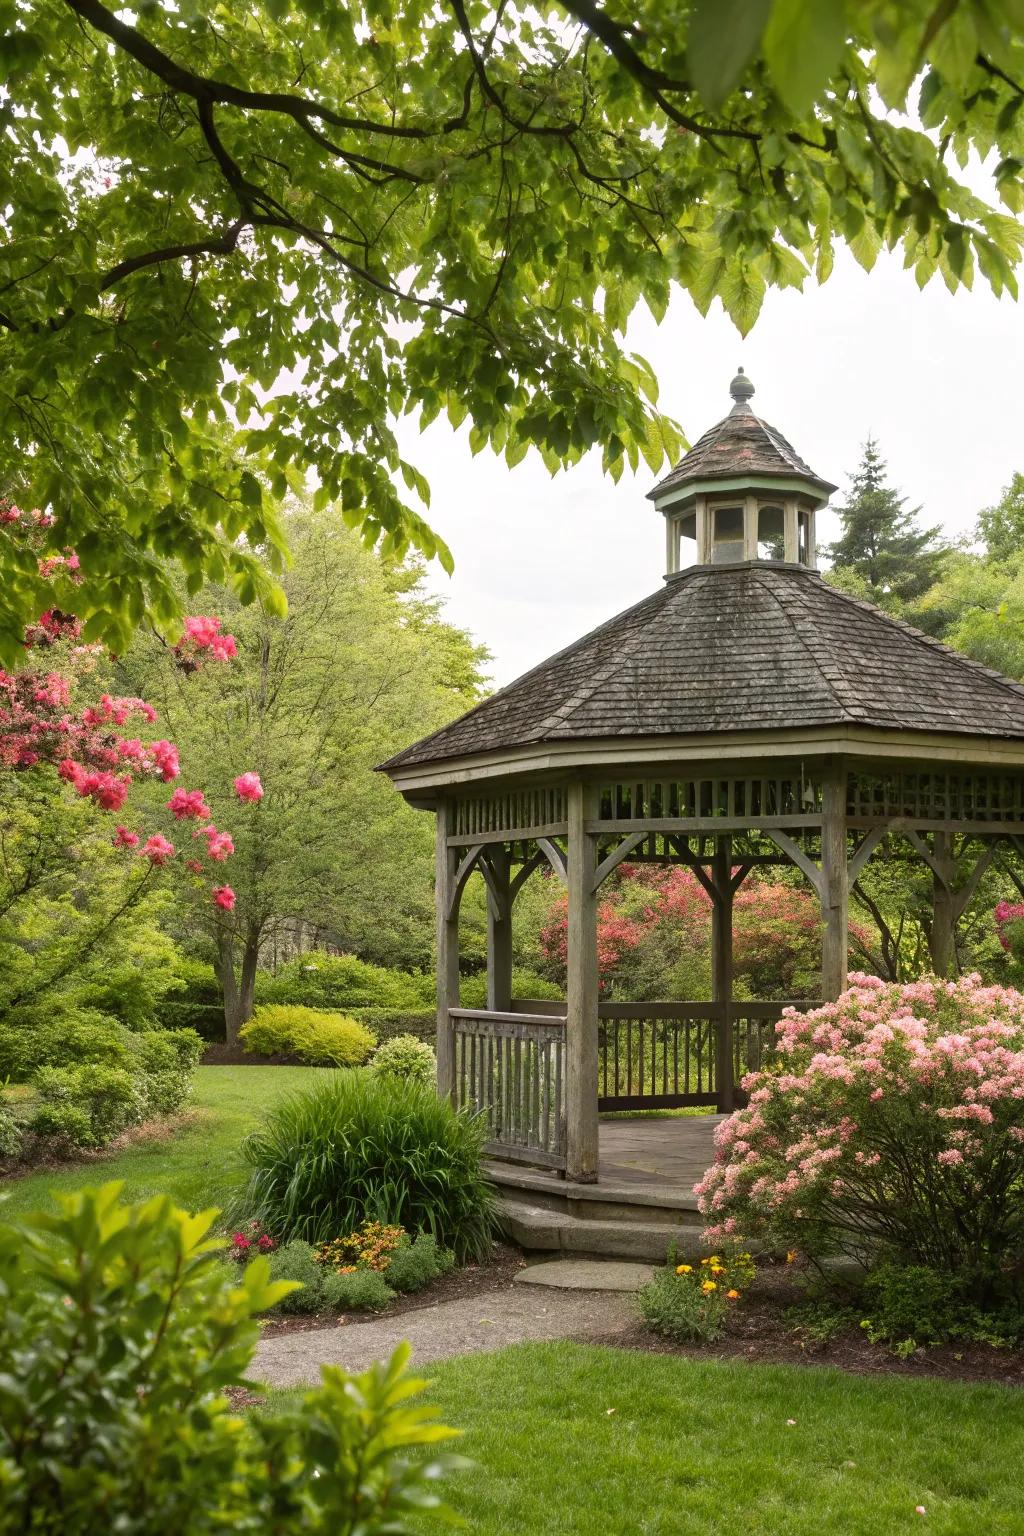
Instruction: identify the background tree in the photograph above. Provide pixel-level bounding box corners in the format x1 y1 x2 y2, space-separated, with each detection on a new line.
824 438 946 608
4 2 1024 657
977 472 1024 562
121 505 488 1040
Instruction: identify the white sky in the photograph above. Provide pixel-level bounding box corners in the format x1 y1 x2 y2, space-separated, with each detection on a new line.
401 245 1024 687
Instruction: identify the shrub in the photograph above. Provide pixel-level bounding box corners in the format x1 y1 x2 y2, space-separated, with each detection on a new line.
239 1072 497 1261
459 968 563 1007
322 1267 396 1311
129 1028 203 1114
637 1252 755 1344
29 1099 93 1148
0 1183 463 1534
348 1007 436 1043
0 1103 22 1162
154 960 225 1040
697 973 1024 1299
0 1001 129 1081
386 1233 455 1294
240 1004 376 1066
31 1063 145 1148
258 954 435 1012
857 1263 1023 1349
370 1033 436 1085
268 1240 325 1313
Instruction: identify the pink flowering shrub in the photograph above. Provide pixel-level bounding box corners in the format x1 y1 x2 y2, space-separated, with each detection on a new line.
697 973 1024 1294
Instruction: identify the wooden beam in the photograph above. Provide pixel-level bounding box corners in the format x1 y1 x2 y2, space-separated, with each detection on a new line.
764 828 824 896
485 846 513 1012
848 826 886 884
592 831 646 891
509 847 545 903
821 770 849 1001
537 836 568 885
566 781 599 1183
712 836 734 1113
435 799 460 1101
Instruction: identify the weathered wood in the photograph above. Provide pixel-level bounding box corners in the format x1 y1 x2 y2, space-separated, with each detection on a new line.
451 1009 566 1166
484 845 513 1012
929 830 956 977
435 798 460 1100
821 769 849 1001
537 836 569 884
712 836 734 1113
566 780 600 1183
592 831 646 891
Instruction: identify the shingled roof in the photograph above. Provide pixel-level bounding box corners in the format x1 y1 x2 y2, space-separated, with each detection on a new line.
380 564 1024 771
649 368 836 501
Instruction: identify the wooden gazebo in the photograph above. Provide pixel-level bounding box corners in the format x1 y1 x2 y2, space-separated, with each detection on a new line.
381 370 1024 1186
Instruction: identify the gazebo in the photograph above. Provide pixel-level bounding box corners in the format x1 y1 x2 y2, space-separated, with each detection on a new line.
381 370 1024 1193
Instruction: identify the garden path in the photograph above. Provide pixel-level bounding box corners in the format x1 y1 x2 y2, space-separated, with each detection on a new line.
253 1284 635 1387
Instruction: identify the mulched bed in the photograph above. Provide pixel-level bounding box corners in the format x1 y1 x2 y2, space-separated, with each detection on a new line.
592 1268 1024 1387
257 1243 528 1338
201 1043 302 1066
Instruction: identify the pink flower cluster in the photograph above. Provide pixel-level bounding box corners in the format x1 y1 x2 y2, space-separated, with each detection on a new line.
994 900 1024 953
173 615 238 667
234 771 263 803
696 973 1024 1269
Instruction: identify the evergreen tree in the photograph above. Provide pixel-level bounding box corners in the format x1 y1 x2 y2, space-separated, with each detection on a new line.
824 440 945 608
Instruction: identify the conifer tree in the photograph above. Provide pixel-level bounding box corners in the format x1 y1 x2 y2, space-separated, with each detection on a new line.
825 440 945 608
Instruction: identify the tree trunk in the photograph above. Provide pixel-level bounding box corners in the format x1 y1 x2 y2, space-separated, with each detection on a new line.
216 924 262 1044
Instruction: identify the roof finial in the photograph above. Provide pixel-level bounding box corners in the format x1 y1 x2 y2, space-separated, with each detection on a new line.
729 366 755 414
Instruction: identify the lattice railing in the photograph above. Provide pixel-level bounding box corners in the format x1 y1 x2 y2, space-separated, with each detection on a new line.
597 774 823 824
847 770 1024 825
451 1008 566 1168
452 787 567 840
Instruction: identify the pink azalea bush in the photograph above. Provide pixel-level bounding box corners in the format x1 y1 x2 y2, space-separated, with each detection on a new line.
696 973 1024 1294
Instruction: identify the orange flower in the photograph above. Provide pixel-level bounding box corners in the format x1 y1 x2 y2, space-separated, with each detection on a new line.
676 1264 693 1274
726 1288 741 1300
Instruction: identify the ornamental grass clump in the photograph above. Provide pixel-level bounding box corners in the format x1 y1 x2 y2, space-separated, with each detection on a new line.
697 973 1024 1302
238 1072 496 1261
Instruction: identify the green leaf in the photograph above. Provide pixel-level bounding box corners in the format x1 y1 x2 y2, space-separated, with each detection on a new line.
763 0 847 119
687 0 772 110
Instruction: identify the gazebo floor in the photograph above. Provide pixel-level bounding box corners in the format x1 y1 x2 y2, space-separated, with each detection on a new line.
488 1113 724 1264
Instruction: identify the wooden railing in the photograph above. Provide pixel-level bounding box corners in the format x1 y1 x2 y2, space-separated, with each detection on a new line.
450 1007 566 1168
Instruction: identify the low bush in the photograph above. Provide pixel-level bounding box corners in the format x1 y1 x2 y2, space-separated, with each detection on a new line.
698 973 1024 1303
268 1240 325 1313
386 1233 455 1294
154 960 225 1040
258 953 435 1012
31 1064 145 1148
129 1028 203 1114
458 968 563 1007
0 1182 463 1534
370 1033 436 1085
857 1263 1024 1350
0 1001 129 1081
348 1007 436 1043
321 1267 395 1311
637 1252 755 1344
240 1004 376 1066
0 1103 22 1162
239 1072 496 1261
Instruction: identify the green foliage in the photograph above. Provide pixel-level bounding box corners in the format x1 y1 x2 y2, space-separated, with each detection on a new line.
0 1103 22 1162
239 1071 497 1260
321 1267 396 1312
240 1005 376 1066
262 952 436 1012
0 1183 463 1533
458 968 563 1007
3 4 1024 656
268 1240 326 1314
858 1262 1024 1350
369 1033 437 1086
348 1008 437 1043
385 1233 455 1295
30 1064 146 1148
824 439 946 608
0 1000 129 1081
637 1251 755 1343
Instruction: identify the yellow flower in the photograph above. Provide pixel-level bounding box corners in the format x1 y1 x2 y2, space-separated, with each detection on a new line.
701 1280 717 1293
676 1264 693 1274
726 1289 741 1300
700 1257 711 1266
786 1250 798 1265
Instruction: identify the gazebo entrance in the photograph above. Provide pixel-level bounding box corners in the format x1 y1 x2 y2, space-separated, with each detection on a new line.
381 370 1024 1206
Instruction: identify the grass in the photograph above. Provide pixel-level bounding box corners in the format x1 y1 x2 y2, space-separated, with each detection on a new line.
269 1342 1024 1535
0 1066 326 1219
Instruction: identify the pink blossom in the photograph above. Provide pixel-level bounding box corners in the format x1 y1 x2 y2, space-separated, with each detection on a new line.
140 833 174 866
234 771 263 802
166 787 211 821
200 825 234 861
212 885 236 911
113 826 140 849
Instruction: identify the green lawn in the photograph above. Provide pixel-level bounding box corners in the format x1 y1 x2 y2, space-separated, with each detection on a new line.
0 1065 325 1219
285 1341 1024 1536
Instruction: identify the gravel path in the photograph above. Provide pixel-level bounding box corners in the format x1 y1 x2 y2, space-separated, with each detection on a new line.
253 1285 635 1387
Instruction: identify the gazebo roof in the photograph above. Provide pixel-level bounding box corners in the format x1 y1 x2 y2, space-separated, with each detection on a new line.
381 563 1024 772
648 369 837 502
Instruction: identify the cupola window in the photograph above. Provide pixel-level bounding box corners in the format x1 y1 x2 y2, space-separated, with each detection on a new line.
798 508 812 566
756 504 785 561
711 505 744 563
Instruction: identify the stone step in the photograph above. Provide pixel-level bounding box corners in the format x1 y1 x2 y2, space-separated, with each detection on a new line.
486 1161 702 1225
497 1195 710 1264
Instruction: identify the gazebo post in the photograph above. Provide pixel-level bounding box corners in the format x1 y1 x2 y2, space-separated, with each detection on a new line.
566 779 599 1182
929 831 956 977
712 835 735 1112
821 768 849 1001
434 797 460 1100
486 845 513 1011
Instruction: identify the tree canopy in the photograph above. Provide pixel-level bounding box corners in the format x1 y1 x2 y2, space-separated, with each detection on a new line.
825 438 946 606
3 1 1024 658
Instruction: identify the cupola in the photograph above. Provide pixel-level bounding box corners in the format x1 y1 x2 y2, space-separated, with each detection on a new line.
648 369 837 575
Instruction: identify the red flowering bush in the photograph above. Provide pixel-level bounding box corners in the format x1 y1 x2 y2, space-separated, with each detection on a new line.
697 974 1024 1298
229 1220 277 1262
